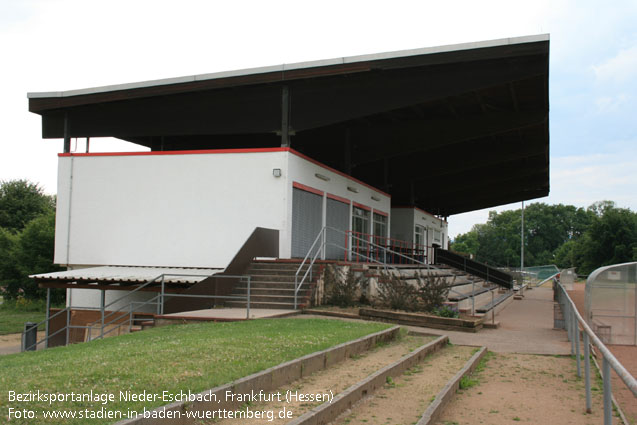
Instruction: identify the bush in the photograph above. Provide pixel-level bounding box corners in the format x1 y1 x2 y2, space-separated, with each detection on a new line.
324 265 367 307
376 269 454 314
376 271 419 311
415 271 453 313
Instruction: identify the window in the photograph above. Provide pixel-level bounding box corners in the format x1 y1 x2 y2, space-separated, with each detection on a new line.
352 207 370 235
373 213 387 240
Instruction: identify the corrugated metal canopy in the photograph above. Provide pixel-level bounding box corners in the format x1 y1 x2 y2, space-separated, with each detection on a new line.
30 266 219 286
27 34 550 216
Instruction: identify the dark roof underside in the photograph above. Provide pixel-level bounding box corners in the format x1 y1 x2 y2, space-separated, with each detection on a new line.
29 37 550 216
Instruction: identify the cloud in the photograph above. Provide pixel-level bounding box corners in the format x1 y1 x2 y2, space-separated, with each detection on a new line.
595 94 629 113
593 45 637 84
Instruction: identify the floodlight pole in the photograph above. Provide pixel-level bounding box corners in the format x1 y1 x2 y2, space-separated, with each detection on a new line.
520 201 525 295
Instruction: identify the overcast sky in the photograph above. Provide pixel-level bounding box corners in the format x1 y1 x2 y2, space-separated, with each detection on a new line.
1 0 636 237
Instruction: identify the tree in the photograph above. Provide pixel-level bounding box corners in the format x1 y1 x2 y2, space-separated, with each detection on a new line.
0 179 61 301
572 203 637 274
12 211 63 301
0 180 55 233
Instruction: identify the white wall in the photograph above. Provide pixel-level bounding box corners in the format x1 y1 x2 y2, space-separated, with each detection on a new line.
391 207 448 248
56 151 289 268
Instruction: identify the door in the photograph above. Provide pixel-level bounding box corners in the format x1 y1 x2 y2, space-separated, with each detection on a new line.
291 188 323 258
326 198 349 260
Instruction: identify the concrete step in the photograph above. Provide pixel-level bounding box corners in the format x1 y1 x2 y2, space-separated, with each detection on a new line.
455 287 501 311
232 287 310 296
234 281 309 289
228 294 298 303
226 300 300 309
476 290 515 313
247 274 298 282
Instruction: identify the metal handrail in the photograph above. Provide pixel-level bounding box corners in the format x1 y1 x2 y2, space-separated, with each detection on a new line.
555 281 636 425
293 226 436 309
22 273 252 351
21 307 71 351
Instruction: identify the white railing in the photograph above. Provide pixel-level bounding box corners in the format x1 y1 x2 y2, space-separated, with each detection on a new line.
554 281 636 425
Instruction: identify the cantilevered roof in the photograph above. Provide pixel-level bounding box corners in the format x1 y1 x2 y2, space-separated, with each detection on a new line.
28 34 550 216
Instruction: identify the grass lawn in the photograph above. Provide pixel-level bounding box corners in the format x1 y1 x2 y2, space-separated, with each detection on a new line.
0 301 46 335
0 317 390 424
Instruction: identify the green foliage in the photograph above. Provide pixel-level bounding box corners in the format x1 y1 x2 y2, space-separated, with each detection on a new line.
0 179 54 233
0 298 48 334
450 201 637 276
324 265 367 307
0 180 61 302
432 304 459 318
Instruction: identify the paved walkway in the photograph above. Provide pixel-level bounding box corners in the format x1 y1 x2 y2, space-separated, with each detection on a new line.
303 285 571 355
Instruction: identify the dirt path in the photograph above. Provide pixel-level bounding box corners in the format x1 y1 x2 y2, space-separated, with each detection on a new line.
206 334 434 424
436 352 621 425
332 345 477 425
0 331 46 355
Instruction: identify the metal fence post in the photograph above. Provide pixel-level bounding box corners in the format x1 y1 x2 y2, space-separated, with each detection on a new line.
471 279 475 316
100 289 105 340
602 357 612 425
583 332 592 414
45 288 51 349
66 308 70 346
160 275 165 315
246 276 251 319
574 309 581 377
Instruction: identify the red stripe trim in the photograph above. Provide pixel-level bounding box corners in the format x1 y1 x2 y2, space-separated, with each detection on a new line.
353 202 371 212
326 193 351 205
58 147 288 158
293 182 324 196
373 209 388 217
288 148 390 198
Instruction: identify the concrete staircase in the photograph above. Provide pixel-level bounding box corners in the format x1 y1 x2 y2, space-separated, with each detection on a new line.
225 260 322 310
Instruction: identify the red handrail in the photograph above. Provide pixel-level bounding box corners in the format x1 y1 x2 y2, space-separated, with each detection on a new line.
345 230 433 265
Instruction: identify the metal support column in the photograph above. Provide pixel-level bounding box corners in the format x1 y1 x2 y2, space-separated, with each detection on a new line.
160 276 165 315
583 332 592 414
100 289 105 339
246 276 251 319
65 308 70 346
63 112 71 153
602 357 612 425
344 129 352 175
281 86 290 147
45 288 51 349
574 310 581 377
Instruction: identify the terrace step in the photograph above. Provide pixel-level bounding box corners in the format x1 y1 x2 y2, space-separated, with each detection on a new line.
226 300 303 309
476 290 515 313
233 287 310 296
227 260 324 310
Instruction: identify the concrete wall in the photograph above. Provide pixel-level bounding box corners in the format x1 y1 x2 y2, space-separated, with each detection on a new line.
55 149 391 269
390 207 448 249
56 150 289 269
